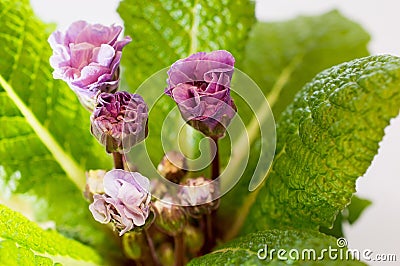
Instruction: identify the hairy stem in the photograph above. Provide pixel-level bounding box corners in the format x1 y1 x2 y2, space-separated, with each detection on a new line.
113 152 124 169
210 137 220 180
200 212 214 254
174 233 185 266
144 229 161 266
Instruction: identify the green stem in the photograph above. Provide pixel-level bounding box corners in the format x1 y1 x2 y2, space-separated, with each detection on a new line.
113 152 124 169
174 233 185 266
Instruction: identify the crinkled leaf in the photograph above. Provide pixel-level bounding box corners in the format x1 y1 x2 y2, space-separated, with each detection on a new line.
216 11 370 239
189 229 365 265
0 204 103 265
242 55 400 234
0 0 119 258
320 195 371 238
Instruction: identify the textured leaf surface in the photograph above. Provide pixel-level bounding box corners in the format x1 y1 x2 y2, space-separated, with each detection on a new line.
189 229 365 265
320 195 372 238
0 204 102 266
0 0 117 254
217 11 370 239
242 55 400 234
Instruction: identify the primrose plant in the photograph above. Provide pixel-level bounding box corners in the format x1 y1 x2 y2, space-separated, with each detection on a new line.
2 1 400 265
48 21 236 265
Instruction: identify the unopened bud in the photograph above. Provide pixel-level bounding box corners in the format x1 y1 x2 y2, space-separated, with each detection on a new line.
183 225 204 254
153 196 186 236
90 91 148 154
158 243 174 266
122 232 143 260
157 151 187 183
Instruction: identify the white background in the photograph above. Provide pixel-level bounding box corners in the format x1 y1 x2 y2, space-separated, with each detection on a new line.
31 0 400 265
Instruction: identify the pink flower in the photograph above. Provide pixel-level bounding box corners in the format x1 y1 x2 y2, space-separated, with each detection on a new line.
165 50 237 138
48 21 131 110
89 170 151 236
178 177 220 218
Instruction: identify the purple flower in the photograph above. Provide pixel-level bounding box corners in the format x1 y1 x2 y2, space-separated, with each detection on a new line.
165 50 237 138
48 21 131 110
89 169 151 236
90 91 148 153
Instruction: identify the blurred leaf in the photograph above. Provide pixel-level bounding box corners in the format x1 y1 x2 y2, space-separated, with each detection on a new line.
0 0 119 259
189 229 365 265
243 10 370 118
0 204 102 266
242 55 400 234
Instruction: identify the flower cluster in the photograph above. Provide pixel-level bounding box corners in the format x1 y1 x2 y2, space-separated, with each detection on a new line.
89 170 151 236
49 20 237 264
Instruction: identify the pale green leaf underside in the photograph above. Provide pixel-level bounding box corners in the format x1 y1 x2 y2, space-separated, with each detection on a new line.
0 0 115 252
217 10 370 239
243 55 400 233
189 229 365 265
0 204 102 266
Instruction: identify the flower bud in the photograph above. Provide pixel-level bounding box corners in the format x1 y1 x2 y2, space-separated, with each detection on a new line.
153 196 186 236
183 225 204 254
165 50 237 138
122 232 143 260
48 21 131 111
157 151 187 183
89 169 152 236
90 91 148 153
178 177 220 218
84 169 106 201
158 243 174 266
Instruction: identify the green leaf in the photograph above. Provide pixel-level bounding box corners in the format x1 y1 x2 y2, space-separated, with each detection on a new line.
217 11 370 239
118 0 255 90
188 229 365 265
0 204 102 266
320 195 371 238
242 55 400 234
346 195 372 225
0 0 119 257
